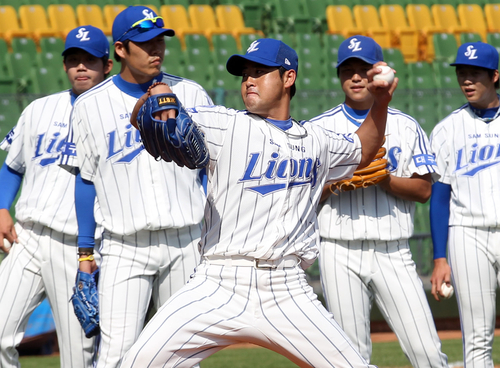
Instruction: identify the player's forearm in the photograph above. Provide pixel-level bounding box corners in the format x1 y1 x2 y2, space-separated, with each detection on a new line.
378 173 432 203
355 100 388 168
0 164 22 210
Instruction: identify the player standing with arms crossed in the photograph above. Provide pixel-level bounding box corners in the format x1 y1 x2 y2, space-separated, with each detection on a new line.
59 6 213 368
0 26 112 368
308 35 449 368
430 42 500 368
118 38 396 368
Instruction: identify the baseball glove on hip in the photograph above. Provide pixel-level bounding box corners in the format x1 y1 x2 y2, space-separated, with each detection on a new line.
331 146 390 192
136 93 209 169
71 269 100 338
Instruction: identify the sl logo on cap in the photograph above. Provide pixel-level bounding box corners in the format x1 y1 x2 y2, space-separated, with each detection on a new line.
247 41 259 53
465 45 478 60
76 28 91 42
348 38 362 52
142 9 155 18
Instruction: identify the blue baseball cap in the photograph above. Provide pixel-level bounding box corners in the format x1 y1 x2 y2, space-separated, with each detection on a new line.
112 6 174 44
336 35 383 68
450 42 499 70
62 25 109 58
226 38 298 76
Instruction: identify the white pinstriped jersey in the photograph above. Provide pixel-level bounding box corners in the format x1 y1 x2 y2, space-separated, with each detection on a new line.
60 73 213 235
430 102 500 228
309 104 436 241
0 91 81 235
188 106 362 267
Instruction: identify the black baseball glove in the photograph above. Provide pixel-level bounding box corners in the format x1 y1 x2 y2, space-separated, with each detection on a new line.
70 269 100 338
136 93 209 169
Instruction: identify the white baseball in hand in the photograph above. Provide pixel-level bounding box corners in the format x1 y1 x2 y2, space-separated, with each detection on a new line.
441 283 454 299
373 65 395 84
2 238 11 251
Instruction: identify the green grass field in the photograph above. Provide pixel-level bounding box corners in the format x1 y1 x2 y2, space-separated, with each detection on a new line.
18 337 500 368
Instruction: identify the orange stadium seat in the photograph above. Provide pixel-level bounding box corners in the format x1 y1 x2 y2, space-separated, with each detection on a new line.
457 4 488 42
484 4 500 34
352 4 391 48
19 5 58 42
325 5 364 39
160 5 201 49
431 4 470 43
188 4 228 43
103 4 127 36
48 4 78 39
0 5 31 45
379 4 419 62
76 5 111 35
407 4 446 62
215 5 264 49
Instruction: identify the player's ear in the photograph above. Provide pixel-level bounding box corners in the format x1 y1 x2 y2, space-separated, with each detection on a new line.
104 59 113 75
115 42 127 60
493 69 499 84
283 69 296 89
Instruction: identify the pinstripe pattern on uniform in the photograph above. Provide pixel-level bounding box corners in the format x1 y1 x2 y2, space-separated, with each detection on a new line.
430 103 500 228
310 103 436 241
119 262 376 368
448 225 499 368
0 221 95 368
319 238 449 367
64 74 212 235
2 91 85 236
185 106 361 267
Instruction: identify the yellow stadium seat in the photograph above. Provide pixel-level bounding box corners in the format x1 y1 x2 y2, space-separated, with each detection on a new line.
379 4 419 62
19 5 58 42
188 5 228 43
160 5 202 49
457 4 487 43
325 5 364 39
48 4 78 39
103 4 127 36
431 4 470 43
0 5 31 45
215 5 264 49
353 5 391 48
484 4 500 34
407 4 446 63
77 4 111 35
142 5 159 15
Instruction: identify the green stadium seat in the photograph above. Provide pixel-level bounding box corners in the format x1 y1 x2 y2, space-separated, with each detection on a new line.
31 66 65 95
359 0 383 7
382 48 407 78
212 34 240 90
437 89 466 121
183 34 214 90
408 61 437 89
10 37 38 58
268 32 295 48
1 0 30 10
433 33 458 64
320 89 345 111
332 0 361 7
0 97 21 141
433 60 456 89
59 67 71 90
384 48 410 114
322 34 344 90
223 90 245 110
5 52 37 93
295 33 325 90
487 33 500 64
460 32 482 44
408 97 438 135
407 61 438 134
162 35 184 76
39 37 64 54
60 0 87 9
291 90 326 121
268 0 312 33
239 33 262 51
162 0 190 9
302 0 328 32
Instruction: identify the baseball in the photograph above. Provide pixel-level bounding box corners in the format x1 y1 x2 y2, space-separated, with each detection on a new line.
2 238 11 251
441 283 454 299
373 65 395 84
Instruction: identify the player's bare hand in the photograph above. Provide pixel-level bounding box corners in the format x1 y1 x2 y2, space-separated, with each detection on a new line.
79 259 98 274
430 257 452 301
0 208 18 253
366 62 398 106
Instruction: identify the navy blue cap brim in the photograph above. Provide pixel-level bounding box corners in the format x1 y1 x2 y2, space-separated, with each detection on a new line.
62 46 107 58
226 54 282 76
336 55 380 68
120 28 175 43
449 62 497 70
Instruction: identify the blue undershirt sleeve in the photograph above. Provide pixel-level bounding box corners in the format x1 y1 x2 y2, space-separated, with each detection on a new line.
75 171 97 249
430 181 452 259
199 167 207 195
0 164 23 210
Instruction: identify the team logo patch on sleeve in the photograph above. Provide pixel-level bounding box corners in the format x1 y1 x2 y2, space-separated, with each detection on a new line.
413 154 436 166
61 141 77 156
